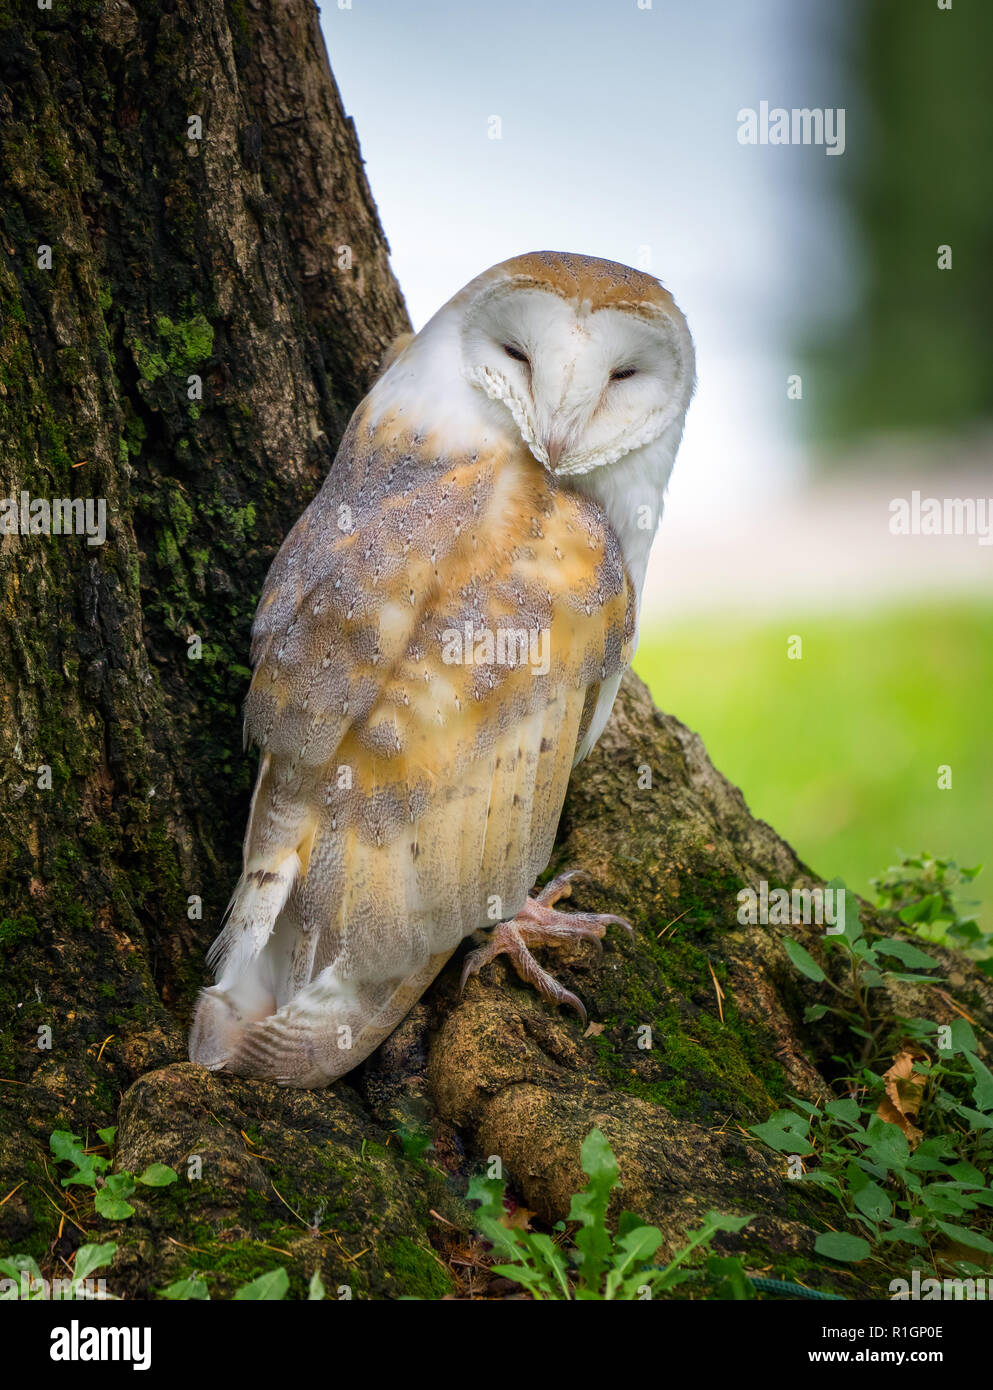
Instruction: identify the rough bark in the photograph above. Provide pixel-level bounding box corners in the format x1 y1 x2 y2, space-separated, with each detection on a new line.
2 0 991 1302
0 0 407 1051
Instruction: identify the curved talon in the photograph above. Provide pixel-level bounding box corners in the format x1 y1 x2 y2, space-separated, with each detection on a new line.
459 869 630 1022
459 945 488 995
460 925 588 1022
569 911 633 937
536 867 593 907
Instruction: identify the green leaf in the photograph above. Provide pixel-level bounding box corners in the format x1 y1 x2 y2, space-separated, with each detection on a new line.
705 1254 756 1300
815 1231 872 1262
137 1163 179 1187
948 1160 986 1187
95 1171 136 1216
853 938 881 965
72 1242 117 1285
804 1004 830 1022
825 1098 861 1125
946 1020 978 1054
0 1253 42 1279
396 1127 434 1162
616 1210 646 1238
105 1171 136 1196
49 1130 86 1165
490 1262 549 1293
578 1126 619 1185
853 1182 892 1221
798 1170 844 1195
955 1105 993 1132
649 1211 753 1296
832 881 862 942
466 1173 507 1218
963 1052 993 1112
160 1276 209 1300
0 1253 43 1296
96 1126 117 1147
567 1128 620 1295
845 1159 871 1191
876 937 942 969
898 894 944 926
704 1211 753 1234
878 1221 927 1247
604 1224 665 1300
94 1191 135 1220
920 1187 967 1216
951 920 981 941
308 1270 326 1300
934 1221 993 1254
233 1267 290 1300
603 1223 664 1298
750 1112 813 1154
50 1130 110 1189
467 1173 532 1272
617 1224 663 1263
908 1136 957 1171
782 938 826 983
853 1155 888 1183
864 1115 910 1170
786 1095 821 1115
524 1231 571 1299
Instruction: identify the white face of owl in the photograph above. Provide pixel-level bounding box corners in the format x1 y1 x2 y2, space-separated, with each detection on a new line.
457 283 695 477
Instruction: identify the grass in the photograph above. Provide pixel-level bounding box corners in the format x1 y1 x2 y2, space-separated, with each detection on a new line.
634 601 993 928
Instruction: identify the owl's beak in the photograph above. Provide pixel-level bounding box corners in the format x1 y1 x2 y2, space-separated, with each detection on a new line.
544 435 566 469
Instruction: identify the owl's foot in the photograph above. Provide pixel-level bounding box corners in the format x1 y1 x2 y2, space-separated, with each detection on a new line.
459 869 632 1024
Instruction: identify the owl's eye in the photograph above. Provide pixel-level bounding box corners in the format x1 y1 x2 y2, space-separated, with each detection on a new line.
503 344 530 365
610 367 638 382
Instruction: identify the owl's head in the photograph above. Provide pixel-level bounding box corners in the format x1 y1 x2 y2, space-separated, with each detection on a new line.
450 252 694 477
368 251 694 479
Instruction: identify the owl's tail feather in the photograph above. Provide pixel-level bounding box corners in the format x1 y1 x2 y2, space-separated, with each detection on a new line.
219 949 454 1088
188 971 277 1072
205 851 301 982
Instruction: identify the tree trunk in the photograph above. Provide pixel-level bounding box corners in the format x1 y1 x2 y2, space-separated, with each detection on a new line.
2 0 991 1301
1 0 407 1050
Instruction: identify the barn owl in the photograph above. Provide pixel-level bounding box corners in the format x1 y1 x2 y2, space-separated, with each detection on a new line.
189 252 694 1087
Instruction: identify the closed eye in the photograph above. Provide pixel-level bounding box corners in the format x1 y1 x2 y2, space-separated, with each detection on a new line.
503 344 530 365
610 367 638 381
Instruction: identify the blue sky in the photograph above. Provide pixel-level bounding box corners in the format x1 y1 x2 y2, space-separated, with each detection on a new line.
319 0 857 527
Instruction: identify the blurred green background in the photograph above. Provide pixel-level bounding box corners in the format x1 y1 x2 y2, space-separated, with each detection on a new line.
634 603 992 924
631 0 992 927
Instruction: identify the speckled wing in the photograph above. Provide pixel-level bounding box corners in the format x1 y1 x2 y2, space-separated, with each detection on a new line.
197 405 634 1084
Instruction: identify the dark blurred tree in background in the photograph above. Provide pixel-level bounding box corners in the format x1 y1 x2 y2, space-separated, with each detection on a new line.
808 0 993 447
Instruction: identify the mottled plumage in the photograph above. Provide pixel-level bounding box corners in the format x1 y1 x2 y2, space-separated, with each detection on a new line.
190 252 693 1086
